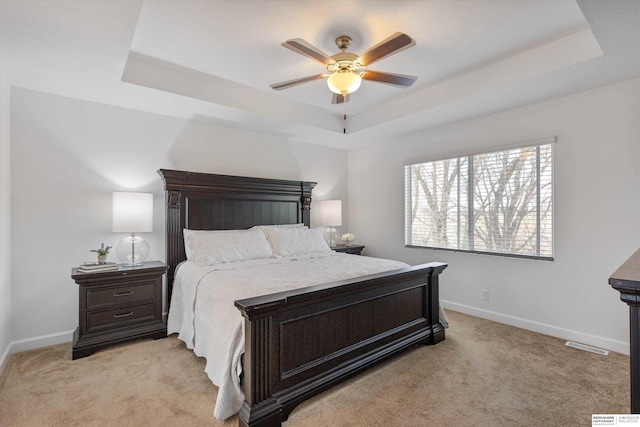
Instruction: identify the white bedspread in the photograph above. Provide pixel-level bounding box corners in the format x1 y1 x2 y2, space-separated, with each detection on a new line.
167 252 414 420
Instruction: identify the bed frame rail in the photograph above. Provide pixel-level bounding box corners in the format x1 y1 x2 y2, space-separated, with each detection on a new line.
235 262 447 427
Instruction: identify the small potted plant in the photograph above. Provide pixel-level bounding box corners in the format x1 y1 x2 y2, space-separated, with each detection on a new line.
90 243 112 264
341 233 355 246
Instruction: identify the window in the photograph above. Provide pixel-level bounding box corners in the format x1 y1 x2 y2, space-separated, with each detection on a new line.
405 140 554 260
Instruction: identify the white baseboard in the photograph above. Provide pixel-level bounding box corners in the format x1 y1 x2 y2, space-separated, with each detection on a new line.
0 304 630 376
0 343 10 377
0 329 74 376
442 300 630 355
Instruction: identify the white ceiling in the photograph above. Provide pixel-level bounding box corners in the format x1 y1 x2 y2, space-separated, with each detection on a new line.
1 0 639 149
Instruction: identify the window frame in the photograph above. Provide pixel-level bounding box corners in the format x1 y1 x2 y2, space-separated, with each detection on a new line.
405 138 555 261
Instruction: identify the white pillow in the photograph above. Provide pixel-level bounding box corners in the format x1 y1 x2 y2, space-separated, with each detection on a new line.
262 227 331 257
251 223 306 231
183 228 273 265
251 224 307 247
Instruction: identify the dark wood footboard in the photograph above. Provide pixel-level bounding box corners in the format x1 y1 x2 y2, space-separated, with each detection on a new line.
235 262 447 427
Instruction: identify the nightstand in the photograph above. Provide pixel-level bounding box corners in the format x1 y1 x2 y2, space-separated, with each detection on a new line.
333 244 365 255
71 261 168 359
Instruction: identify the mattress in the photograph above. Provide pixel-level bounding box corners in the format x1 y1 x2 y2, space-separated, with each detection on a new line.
167 251 411 420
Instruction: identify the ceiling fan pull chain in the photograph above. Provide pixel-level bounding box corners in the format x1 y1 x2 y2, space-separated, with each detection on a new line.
343 101 347 134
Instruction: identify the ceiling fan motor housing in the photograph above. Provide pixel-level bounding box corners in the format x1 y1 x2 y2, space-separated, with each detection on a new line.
328 36 361 73
327 53 360 73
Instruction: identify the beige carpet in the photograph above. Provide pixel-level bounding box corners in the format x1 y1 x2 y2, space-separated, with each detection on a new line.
0 311 629 426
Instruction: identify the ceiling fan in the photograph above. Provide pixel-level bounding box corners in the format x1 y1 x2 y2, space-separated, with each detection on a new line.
270 32 417 104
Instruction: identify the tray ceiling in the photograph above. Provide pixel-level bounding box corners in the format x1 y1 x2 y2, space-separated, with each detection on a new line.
2 0 639 149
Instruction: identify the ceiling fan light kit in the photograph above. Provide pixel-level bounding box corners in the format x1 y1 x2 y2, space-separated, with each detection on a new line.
327 69 361 95
271 32 417 102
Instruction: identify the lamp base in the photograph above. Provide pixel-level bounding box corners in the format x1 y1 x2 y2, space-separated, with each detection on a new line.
116 234 150 266
323 227 340 248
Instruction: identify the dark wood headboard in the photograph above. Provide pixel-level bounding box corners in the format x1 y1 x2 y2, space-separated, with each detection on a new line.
157 169 317 305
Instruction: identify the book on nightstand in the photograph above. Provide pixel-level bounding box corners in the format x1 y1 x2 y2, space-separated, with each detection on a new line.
76 262 119 273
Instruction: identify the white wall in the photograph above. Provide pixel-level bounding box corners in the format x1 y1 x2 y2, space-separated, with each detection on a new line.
8 79 639 355
348 77 640 354
10 88 347 346
0 71 12 370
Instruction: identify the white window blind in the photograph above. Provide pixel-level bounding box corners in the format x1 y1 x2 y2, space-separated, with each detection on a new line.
405 141 553 260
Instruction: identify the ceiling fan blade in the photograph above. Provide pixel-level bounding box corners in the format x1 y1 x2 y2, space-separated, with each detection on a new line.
358 32 416 66
361 70 417 87
282 38 335 65
331 93 350 104
270 74 325 90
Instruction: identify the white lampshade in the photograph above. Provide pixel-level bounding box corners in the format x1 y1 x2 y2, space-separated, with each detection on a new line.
320 200 342 227
327 71 362 95
112 192 153 233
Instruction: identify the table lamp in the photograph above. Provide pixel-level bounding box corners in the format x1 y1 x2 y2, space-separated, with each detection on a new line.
320 200 342 248
112 192 153 266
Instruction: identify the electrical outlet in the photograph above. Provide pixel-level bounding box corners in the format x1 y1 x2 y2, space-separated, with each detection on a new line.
481 289 489 301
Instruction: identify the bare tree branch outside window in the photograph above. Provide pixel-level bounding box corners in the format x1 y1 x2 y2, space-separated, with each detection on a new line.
405 143 553 260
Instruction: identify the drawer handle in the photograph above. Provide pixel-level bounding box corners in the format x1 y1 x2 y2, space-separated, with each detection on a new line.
113 291 133 297
113 312 134 319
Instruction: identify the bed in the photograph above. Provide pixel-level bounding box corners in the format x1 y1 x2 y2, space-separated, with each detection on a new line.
158 169 448 427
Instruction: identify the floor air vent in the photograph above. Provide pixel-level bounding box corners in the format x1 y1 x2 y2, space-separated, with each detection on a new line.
565 341 609 356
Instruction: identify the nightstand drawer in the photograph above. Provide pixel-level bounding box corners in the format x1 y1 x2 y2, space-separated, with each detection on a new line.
87 282 156 309
87 302 157 332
